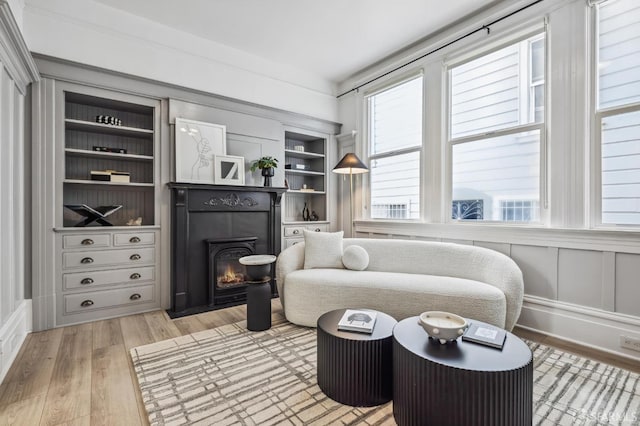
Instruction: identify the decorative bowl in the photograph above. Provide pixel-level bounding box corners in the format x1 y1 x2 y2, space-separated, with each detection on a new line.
239 255 276 281
418 311 468 344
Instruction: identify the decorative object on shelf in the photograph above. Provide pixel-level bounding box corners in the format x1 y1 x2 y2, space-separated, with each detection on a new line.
95 115 122 126
337 309 377 334
175 118 226 184
302 202 310 221
250 156 279 187
90 170 131 183
64 204 123 227
93 146 127 154
293 145 305 152
418 311 469 344
126 217 143 226
462 321 507 349
310 211 319 221
332 153 369 236
214 155 245 186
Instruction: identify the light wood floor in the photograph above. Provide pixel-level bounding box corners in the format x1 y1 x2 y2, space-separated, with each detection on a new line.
0 301 637 426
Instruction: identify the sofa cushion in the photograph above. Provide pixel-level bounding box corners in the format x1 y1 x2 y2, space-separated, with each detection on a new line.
342 245 369 270
284 269 506 328
303 230 344 269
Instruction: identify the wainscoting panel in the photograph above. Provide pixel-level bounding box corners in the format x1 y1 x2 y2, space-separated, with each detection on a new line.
615 253 640 317
474 241 511 256
511 245 558 301
557 248 603 310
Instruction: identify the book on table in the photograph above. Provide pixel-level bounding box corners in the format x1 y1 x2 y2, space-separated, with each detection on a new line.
462 322 507 349
337 309 377 334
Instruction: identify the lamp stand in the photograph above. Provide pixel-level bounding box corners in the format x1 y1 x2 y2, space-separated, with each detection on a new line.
348 170 354 237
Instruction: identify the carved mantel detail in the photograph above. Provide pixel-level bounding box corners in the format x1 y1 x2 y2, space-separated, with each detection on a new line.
203 193 259 208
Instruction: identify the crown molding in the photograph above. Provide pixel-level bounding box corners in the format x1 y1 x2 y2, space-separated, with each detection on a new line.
0 1 38 93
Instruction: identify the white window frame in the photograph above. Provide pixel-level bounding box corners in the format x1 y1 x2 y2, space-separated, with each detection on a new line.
591 0 640 228
364 72 424 221
445 31 548 225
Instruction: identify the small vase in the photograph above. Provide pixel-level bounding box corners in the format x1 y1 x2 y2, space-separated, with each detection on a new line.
302 202 310 221
261 167 274 187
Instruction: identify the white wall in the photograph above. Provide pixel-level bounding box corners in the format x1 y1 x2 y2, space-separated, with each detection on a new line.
0 0 38 382
22 0 338 122
337 0 640 360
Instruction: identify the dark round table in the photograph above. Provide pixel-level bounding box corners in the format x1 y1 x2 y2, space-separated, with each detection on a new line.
393 317 533 426
316 309 397 407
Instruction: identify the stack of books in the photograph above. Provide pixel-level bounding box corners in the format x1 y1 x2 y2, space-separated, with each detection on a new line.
337 309 377 334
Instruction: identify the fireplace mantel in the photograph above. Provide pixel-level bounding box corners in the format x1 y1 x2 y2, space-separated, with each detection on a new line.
168 183 287 317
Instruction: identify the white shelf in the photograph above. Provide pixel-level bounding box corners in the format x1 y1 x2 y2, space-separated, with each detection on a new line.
65 118 153 137
286 189 326 194
64 179 154 187
284 149 325 159
285 169 325 176
65 148 153 161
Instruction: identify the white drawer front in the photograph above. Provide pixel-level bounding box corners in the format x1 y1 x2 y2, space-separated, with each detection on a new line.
114 232 155 246
63 266 155 290
285 238 304 248
284 227 305 237
64 284 154 314
63 234 111 249
63 247 155 269
305 224 328 233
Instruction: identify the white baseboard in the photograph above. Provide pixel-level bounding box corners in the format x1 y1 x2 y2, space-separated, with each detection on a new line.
519 295 640 362
0 299 32 383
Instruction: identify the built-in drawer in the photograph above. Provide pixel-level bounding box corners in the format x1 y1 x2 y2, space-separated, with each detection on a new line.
306 224 328 233
63 266 155 291
63 234 111 249
64 284 154 314
285 238 304 248
284 226 305 237
114 232 155 247
62 247 155 269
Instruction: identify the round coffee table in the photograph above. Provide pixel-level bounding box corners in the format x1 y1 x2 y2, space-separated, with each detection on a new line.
393 317 533 426
316 309 397 407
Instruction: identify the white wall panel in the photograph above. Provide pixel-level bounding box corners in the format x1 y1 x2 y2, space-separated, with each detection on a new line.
557 248 603 309
615 253 640 317
474 241 510 256
511 245 557 300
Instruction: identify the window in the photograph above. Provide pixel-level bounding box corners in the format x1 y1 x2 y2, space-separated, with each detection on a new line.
597 0 640 226
367 76 422 219
449 34 545 222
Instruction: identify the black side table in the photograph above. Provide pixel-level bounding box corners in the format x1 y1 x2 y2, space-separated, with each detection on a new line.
316 309 397 407
393 317 533 426
246 280 271 331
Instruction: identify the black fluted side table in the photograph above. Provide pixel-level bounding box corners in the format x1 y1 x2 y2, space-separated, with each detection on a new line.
316 309 397 407
393 317 533 426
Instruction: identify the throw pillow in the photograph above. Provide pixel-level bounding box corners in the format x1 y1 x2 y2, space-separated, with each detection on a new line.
342 245 369 271
303 230 344 269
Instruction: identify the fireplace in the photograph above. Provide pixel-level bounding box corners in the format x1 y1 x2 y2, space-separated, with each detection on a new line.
168 183 286 318
208 237 258 307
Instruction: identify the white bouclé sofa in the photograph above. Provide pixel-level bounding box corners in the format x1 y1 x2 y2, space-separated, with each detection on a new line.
276 238 524 331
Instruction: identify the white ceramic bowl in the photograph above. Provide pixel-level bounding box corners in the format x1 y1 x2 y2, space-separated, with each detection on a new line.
418 311 469 344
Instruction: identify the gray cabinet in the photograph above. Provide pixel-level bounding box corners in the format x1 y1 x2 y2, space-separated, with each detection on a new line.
32 79 162 329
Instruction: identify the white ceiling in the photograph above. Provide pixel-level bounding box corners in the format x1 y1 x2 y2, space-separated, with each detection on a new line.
93 0 497 83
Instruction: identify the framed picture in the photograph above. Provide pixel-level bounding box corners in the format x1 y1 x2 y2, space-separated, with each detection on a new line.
214 155 245 186
175 118 226 184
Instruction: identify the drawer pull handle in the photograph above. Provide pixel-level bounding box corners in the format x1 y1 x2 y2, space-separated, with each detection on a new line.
293 229 300 234
130 293 142 301
130 273 141 280
130 254 141 261
80 257 94 264
80 278 94 285
81 239 94 245
315 228 321 232
129 236 141 243
80 300 94 307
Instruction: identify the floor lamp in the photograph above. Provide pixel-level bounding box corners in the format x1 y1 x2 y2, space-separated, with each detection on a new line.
332 153 369 237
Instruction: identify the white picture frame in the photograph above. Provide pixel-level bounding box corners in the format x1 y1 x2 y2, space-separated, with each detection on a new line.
175 118 226 184
214 155 245 186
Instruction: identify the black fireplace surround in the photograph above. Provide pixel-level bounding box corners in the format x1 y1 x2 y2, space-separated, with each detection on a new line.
168 183 286 318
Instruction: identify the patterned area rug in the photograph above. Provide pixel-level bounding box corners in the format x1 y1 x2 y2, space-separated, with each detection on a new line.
130 320 640 426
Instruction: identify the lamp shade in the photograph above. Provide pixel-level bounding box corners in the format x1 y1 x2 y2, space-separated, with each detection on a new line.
332 153 369 174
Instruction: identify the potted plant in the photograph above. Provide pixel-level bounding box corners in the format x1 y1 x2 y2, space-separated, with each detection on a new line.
250 156 279 186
